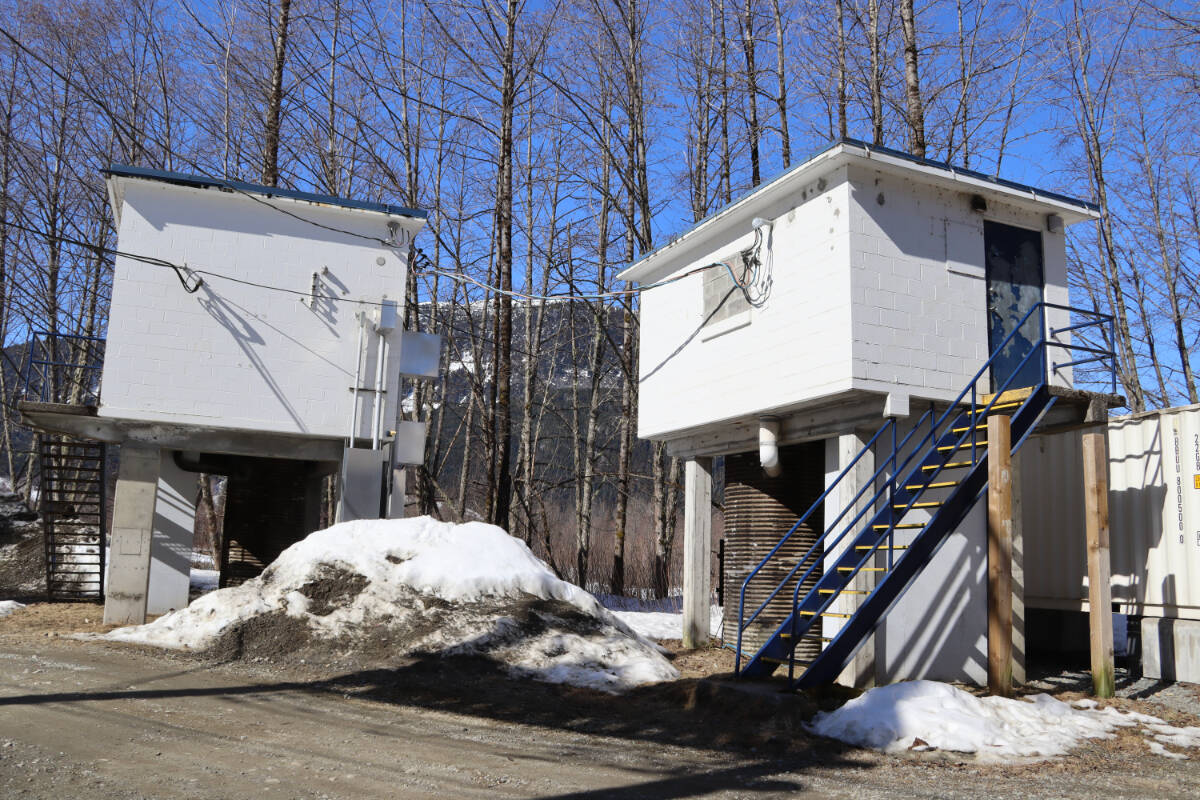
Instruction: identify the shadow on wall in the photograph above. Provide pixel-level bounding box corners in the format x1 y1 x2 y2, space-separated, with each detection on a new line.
876 505 987 684
197 285 307 432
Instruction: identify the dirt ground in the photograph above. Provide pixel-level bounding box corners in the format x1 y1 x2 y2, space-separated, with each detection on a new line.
1 603 1199 799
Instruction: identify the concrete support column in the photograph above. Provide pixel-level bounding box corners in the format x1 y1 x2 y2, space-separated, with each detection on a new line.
147 452 196 615
827 431 878 688
682 456 713 649
104 443 161 625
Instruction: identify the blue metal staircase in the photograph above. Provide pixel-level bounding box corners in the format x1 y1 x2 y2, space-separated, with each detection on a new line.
734 302 1117 688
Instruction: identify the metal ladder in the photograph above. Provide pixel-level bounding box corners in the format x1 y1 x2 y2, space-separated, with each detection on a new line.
734 302 1116 687
39 438 107 600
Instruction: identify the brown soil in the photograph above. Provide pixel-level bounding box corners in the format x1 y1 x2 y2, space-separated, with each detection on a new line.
0 600 120 643
0 519 44 598
296 566 369 616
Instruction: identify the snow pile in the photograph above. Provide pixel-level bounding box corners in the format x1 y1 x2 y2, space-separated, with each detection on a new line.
104 517 678 691
0 600 25 617
607 605 723 641
809 680 1200 762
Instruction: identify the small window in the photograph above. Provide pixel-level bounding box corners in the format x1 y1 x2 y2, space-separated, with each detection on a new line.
702 258 751 326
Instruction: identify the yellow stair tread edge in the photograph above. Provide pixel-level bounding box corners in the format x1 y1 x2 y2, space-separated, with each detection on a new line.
937 441 987 452
894 501 943 509
779 632 833 641
979 387 1033 405
819 588 869 594
799 610 852 618
839 566 887 572
904 480 959 490
854 544 909 550
922 461 971 471
872 523 925 529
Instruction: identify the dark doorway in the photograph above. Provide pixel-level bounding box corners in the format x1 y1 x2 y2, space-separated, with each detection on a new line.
984 220 1046 392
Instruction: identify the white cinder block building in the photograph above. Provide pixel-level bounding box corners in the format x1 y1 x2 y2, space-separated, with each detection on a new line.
619 140 1118 687
21 167 435 624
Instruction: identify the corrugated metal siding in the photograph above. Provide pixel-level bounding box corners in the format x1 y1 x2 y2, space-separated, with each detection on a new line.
1023 404 1200 620
723 443 824 660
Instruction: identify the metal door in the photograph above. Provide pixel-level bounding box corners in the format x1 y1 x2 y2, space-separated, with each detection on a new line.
984 220 1046 392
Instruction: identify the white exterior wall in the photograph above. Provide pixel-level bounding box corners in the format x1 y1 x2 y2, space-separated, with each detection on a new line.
636 169 855 441
845 163 1073 401
636 161 1078 445
101 179 421 440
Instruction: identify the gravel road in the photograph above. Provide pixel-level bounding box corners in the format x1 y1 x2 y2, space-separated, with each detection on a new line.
1 628 1198 798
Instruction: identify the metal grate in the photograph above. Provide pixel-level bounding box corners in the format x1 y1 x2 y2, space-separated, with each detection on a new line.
39 438 107 600
723 443 824 663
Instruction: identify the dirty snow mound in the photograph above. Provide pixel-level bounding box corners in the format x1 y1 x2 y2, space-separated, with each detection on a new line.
104 517 677 691
0 600 25 617
809 680 1200 762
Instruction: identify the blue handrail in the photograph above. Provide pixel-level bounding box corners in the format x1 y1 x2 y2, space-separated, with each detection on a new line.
19 330 106 406
734 301 1117 676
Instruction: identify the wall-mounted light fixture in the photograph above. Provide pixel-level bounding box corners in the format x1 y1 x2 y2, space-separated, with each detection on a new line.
970 194 988 213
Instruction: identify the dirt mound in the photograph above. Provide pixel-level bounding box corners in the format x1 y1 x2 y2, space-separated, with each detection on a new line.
104 518 679 691
0 491 44 598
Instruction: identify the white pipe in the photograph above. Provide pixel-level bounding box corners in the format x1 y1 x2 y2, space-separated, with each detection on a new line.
371 332 388 449
759 417 781 477
348 312 365 446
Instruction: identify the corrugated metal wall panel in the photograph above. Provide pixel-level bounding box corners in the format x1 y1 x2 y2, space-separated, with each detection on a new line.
1023 404 1200 620
723 443 824 661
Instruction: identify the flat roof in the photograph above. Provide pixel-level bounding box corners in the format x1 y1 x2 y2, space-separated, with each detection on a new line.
618 139 1101 284
104 164 428 220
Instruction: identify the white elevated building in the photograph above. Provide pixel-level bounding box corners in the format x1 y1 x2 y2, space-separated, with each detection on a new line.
620 140 1119 687
22 167 437 624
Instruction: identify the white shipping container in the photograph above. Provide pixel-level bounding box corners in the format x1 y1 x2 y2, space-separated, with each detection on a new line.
1022 403 1200 620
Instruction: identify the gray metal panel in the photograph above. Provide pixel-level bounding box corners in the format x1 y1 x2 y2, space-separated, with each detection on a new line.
337 447 387 522
397 331 442 379
392 421 427 466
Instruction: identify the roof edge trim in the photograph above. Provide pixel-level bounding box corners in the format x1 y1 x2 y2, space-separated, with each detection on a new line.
105 164 429 220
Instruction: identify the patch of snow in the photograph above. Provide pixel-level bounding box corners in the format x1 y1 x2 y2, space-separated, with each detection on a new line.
104 517 678 692
607 605 723 641
0 600 25 617
808 680 1200 763
190 568 219 595
0 476 12 495
1148 740 1188 760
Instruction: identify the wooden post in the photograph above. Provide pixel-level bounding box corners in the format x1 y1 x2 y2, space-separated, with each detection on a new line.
1083 430 1115 698
682 456 713 649
987 414 1013 697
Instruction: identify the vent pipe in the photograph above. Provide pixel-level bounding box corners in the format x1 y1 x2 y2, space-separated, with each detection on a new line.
759 417 782 477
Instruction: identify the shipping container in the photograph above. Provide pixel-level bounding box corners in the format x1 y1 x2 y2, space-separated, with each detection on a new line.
1023 403 1200 620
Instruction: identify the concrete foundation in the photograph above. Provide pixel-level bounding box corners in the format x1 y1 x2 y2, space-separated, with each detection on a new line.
1142 617 1200 684
148 453 196 615
104 443 161 625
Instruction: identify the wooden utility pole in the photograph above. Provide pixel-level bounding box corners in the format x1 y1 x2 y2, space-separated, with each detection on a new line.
987 414 1013 697
1083 430 1115 698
